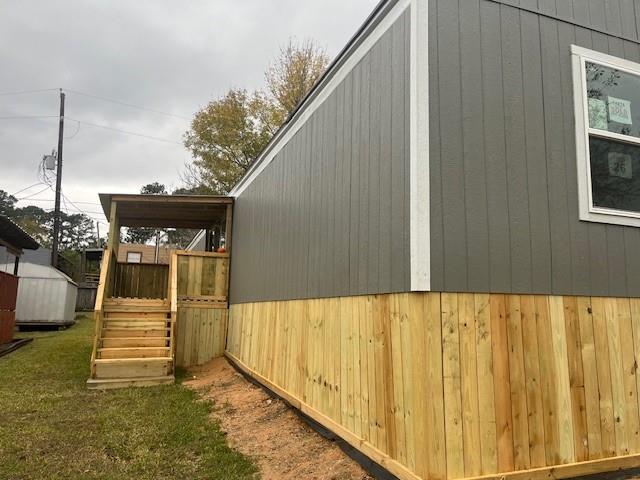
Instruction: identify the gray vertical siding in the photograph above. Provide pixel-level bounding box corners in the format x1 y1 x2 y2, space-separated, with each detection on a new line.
490 0 640 41
429 0 640 297
230 9 411 304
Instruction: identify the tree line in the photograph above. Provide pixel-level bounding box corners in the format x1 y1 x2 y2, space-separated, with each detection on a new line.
0 189 97 250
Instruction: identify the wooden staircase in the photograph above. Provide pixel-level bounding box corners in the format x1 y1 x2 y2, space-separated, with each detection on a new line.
87 196 232 389
87 298 176 389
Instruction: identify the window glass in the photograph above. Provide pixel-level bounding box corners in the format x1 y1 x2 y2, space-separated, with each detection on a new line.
589 137 640 212
586 61 640 139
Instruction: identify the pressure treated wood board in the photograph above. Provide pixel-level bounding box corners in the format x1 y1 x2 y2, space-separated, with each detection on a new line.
175 307 227 367
173 252 230 367
228 292 640 480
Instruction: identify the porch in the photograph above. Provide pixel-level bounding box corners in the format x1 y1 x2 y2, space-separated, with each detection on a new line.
88 194 232 389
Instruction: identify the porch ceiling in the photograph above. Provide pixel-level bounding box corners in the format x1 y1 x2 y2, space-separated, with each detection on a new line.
99 194 232 229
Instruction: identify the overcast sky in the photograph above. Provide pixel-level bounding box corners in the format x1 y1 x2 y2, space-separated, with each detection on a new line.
0 0 378 227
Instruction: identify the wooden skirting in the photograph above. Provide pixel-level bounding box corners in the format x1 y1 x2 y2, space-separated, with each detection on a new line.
226 293 640 480
176 308 227 367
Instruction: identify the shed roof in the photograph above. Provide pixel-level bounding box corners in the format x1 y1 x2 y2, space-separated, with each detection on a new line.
0 215 39 254
0 261 76 285
99 194 232 229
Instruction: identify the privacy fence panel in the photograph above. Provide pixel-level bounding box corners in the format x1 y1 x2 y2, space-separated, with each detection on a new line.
111 263 168 299
174 252 229 367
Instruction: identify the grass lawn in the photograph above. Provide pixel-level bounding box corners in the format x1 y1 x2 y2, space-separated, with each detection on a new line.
0 314 257 480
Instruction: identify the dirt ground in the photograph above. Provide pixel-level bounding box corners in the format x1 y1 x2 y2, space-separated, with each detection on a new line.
184 357 374 480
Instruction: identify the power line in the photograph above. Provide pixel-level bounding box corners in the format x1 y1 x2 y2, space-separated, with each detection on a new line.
64 119 81 139
65 89 191 121
69 200 102 206
62 197 104 216
65 117 183 145
14 196 106 220
61 193 70 217
2 114 183 144
17 186 51 200
59 188 106 219
11 182 45 196
0 115 57 120
42 205 104 220
0 88 191 121
10 198 102 206
0 88 58 97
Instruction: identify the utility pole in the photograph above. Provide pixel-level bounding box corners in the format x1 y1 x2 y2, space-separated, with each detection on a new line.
96 221 100 247
51 89 65 267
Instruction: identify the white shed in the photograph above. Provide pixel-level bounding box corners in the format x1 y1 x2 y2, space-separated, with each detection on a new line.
0 262 77 326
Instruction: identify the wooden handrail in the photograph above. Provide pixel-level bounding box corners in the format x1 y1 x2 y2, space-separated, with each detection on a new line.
168 251 178 364
94 248 111 314
90 248 112 377
173 250 229 258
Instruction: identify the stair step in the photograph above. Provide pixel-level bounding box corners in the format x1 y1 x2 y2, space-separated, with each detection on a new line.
102 337 169 348
103 321 169 329
104 298 168 305
102 306 171 316
103 316 169 322
98 347 171 359
87 375 174 390
102 327 170 338
104 312 169 320
93 357 171 379
103 299 170 312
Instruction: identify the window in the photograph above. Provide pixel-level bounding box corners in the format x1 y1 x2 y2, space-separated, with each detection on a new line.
573 45 640 227
126 251 142 263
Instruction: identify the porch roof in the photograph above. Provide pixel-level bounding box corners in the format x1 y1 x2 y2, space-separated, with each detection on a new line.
99 194 232 229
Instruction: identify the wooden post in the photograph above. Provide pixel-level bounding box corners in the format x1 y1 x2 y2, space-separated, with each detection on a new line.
224 203 233 254
13 255 19 276
212 226 220 251
80 248 87 283
205 229 212 252
104 201 119 298
108 201 119 256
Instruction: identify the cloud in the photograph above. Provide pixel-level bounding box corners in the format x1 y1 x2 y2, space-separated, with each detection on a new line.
0 0 378 223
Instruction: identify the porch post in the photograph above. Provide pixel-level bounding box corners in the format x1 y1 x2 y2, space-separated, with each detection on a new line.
108 201 120 256
224 203 232 254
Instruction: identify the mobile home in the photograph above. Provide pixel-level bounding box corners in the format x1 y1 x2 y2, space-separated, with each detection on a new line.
224 0 640 479
95 1 640 479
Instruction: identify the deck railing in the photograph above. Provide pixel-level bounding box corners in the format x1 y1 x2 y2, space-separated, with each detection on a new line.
111 263 169 299
90 248 112 377
90 248 229 373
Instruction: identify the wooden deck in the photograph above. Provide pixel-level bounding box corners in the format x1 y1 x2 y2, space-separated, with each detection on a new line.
88 251 230 389
87 196 232 389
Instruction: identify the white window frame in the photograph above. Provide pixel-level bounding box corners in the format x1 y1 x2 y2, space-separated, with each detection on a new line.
126 251 142 264
572 44 640 227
